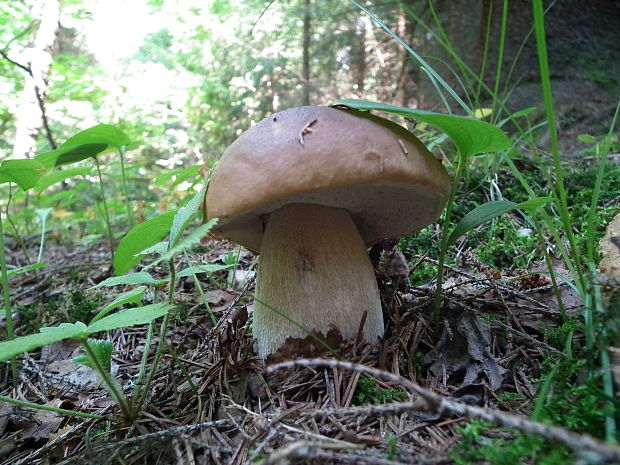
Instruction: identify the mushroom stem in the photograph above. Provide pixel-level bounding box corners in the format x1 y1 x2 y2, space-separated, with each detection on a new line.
254 203 384 358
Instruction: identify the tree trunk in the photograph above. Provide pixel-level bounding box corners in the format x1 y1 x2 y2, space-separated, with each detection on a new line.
12 0 60 158
350 16 367 97
302 0 311 105
394 7 418 107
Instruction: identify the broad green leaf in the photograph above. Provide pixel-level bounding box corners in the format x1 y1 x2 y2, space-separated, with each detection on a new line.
0 322 88 361
34 167 92 193
7 262 47 279
62 124 130 150
92 271 163 288
114 211 176 275
170 184 207 247
37 143 108 167
0 159 46 190
74 339 114 373
329 99 512 159
87 303 172 333
145 220 217 271
447 197 551 247
176 264 231 278
90 286 146 324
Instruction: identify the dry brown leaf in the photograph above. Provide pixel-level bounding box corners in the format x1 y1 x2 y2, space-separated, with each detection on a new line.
599 212 620 280
21 399 64 445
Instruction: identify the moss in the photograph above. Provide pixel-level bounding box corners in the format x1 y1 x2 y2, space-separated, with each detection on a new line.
356 376 408 404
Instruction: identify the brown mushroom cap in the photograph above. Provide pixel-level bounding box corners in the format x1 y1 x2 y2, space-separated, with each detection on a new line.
206 105 450 252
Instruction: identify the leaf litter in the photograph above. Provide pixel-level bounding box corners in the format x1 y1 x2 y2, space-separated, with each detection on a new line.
0 236 618 464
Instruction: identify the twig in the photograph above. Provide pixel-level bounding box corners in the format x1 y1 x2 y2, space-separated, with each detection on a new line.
213 276 255 330
13 420 93 465
0 49 32 75
0 49 57 149
262 439 361 465
55 420 232 465
267 358 620 463
298 400 424 419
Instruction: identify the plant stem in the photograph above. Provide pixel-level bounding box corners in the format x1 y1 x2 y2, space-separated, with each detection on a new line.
193 274 217 325
37 213 48 263
118 147 134 229
133 259 177 416
532 0 586 294
0 210 19 386
4 186 31 262
81 339 131 419
94 157 116 256
0 395 109 420
433 155 466 325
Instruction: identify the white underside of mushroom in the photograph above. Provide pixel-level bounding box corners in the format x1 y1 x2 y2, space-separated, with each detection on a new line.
253 203 384 358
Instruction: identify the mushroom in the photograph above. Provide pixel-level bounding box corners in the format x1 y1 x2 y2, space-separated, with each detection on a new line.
206 106 450 358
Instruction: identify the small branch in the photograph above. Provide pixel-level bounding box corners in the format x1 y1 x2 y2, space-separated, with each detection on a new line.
0 49 32 76
267 358 620 463
0 49 57 149
51 420 232 465
34 83 56 149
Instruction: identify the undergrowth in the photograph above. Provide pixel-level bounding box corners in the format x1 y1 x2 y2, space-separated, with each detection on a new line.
453 356 610 464
401 160 620 285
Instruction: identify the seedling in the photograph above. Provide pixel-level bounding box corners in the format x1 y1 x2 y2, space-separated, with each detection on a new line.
37 124 133 256
0 158 46 384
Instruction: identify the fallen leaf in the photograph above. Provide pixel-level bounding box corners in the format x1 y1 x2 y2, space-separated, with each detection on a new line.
21 399 64 445
599 212 620 280
52 209 74 219
424 304 505 391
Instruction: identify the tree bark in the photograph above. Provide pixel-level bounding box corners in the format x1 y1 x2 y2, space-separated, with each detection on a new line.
350 16 367 97
302 0 311 105
12 0 60 158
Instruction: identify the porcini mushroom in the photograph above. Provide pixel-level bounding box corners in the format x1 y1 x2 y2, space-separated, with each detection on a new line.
206 106 450 358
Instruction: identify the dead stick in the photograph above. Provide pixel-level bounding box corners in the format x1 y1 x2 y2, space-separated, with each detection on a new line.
267 358 620 463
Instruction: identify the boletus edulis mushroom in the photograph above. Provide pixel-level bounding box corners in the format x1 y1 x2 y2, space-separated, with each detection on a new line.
206 106 450 358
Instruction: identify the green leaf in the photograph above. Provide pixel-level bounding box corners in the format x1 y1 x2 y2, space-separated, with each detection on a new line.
135 241 168 257
87 303 172 334
62 124 130 150
113 211 176 275
91 271 164 288
0 159 46 190
170 185 207 247
37 143 108 167
155 165 202 188
34 167 92 193
329 99 512 159
499 107 538 128
176 264 231 278
6 262 48 279
0 322 89 361
145 220 217 271
35 208 53 224
90 286 147 324
0 303 170 362
447 197 551 247
74 339 114 373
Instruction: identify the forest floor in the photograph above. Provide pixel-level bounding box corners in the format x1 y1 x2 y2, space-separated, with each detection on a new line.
1 214 616 465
